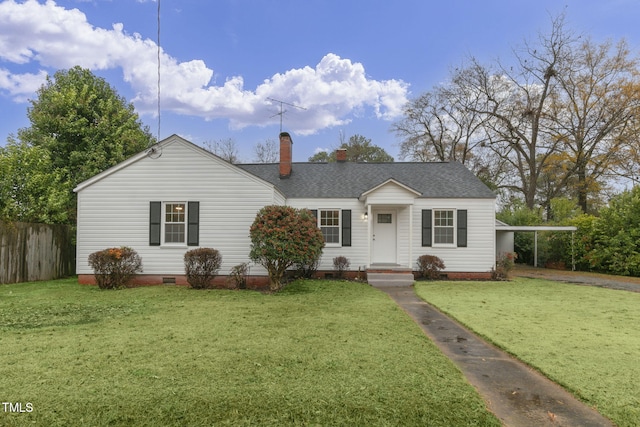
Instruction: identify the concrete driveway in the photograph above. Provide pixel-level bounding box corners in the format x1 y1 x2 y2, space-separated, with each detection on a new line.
512 265 640 292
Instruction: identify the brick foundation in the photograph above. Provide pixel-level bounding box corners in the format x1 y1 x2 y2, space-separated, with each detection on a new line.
78 269 494 289
440 271 493 280
77 274 271 290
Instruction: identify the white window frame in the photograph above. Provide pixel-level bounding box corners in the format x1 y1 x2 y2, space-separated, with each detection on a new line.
433 209 456 247
163 202 187 246
318 208 341 247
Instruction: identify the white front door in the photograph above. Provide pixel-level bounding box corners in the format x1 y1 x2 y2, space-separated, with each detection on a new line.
372 210 397 263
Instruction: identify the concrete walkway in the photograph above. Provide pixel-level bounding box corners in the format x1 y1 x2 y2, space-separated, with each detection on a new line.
379 285 614 427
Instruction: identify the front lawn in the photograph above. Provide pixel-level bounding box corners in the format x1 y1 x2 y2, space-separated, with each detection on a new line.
415 278 640 427
0 279 500 426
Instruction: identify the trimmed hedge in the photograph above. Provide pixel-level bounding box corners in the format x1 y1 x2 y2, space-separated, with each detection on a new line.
184 248 222 289
87 246 143 289
416 254 445 280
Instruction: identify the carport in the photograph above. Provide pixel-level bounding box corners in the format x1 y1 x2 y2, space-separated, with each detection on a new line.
495 220 577 269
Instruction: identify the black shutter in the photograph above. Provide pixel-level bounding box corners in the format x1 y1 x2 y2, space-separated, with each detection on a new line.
457 210 467 248
149 201 161 246
342 210 351 247
422 210 432 247
310 209 318 221
187 201 200 246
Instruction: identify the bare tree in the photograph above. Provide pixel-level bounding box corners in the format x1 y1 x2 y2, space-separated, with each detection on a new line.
397 14 640 212
452 14 574 209
203 138 240 164
393 87 484 163
253 138 278 163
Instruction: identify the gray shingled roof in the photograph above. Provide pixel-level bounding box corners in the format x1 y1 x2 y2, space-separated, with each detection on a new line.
238 161 496 199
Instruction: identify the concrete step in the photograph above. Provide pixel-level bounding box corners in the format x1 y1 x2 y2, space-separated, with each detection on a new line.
367 272 415 287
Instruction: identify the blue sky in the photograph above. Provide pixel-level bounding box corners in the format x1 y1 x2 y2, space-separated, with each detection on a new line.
1 0 639 162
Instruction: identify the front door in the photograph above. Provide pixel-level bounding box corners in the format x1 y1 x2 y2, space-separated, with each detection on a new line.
372 210 397 263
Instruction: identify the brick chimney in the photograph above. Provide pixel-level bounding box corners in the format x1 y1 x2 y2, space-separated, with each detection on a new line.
336 148 347 163
279 132 293 178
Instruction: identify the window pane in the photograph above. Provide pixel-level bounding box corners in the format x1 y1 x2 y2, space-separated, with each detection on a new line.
377 214 392 224
434 210 454 244
166 203 185 222
320 210 339 226
434 227 454 244
434 210 453 226
321 226 340 244
165 203 186 243
165 224 185 243
319 209 340 244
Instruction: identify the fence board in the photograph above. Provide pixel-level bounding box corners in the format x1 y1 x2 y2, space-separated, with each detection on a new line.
0 222 75 284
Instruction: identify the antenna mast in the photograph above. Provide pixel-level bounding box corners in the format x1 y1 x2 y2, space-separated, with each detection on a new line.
156 0 161 141
267 97 306 132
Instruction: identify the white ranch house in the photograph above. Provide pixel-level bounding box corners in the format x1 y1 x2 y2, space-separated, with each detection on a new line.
74 133 498 287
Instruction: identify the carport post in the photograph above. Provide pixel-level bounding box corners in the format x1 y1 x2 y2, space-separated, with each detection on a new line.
572 231 575 271
534 230 538 267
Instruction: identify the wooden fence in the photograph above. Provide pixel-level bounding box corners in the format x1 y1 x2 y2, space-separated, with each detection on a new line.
0 222 75 284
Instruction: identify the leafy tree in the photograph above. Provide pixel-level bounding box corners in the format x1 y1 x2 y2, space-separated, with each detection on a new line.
548 38 639 212
550 213 597 271
7 66 154 223
0 140 71 223
308 134 393 162
249 206 324 291
18 66 154 187
497 200 543 265
589 187 640 276
538 198 582 268
308 151 331 163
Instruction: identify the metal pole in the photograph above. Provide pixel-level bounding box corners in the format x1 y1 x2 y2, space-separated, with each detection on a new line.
534 230 538 267
571 231 575 271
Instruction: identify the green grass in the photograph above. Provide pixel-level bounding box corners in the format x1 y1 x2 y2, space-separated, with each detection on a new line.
0 279 500 426
415 278 640 427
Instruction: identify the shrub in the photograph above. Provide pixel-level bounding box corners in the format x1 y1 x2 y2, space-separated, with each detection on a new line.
416 254 445 280
249 206 325 291
588 187 640 276
184 248 222 289
227 263 248 289
294 258 319 279
492 252 517 280
87 246 143 289
333 256 350 279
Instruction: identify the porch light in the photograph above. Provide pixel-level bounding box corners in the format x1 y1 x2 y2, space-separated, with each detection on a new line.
363 212 368 221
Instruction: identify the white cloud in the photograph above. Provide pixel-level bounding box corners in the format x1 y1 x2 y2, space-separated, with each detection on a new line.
0 68 48 102
0 0 409 134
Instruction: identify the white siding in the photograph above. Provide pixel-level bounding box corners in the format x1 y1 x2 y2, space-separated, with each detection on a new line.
286 198 369 272
76 138 497 278
412 199 496 272
286 197 496 274
76 138 280 277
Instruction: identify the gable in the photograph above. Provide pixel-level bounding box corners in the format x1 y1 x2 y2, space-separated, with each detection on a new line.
74 134 280 196
359 179 421 206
